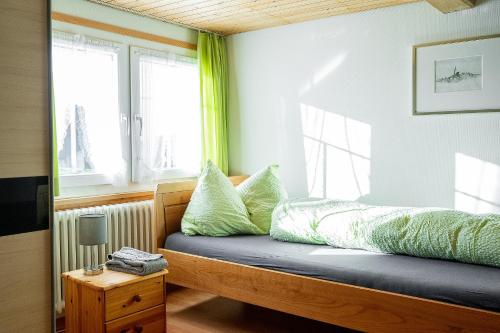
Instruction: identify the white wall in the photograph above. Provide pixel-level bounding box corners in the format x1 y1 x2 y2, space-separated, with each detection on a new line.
227 0 500 213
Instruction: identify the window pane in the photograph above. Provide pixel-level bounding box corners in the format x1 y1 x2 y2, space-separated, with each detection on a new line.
132 49 201 182
52 33 123 182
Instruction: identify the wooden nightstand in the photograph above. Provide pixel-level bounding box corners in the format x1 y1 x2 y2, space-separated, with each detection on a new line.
62 268 168 333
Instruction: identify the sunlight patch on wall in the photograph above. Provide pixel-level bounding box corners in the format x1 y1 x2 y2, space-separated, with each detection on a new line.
301 104 371 200
299 52 347 96
455 153 500 214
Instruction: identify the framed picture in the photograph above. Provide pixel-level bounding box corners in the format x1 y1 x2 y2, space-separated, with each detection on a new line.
413 34 500 115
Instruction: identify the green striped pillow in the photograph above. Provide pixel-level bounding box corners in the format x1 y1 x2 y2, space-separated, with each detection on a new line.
237 165 288 233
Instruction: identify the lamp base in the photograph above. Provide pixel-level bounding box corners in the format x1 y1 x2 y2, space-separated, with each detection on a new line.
83 264 104 276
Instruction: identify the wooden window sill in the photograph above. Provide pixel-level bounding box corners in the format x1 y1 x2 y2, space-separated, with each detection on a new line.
54 191 154 211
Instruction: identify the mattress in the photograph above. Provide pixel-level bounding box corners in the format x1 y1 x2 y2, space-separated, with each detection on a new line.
166 232 500 312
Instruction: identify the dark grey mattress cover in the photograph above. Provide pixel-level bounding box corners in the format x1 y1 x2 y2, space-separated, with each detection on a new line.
166 232 500 312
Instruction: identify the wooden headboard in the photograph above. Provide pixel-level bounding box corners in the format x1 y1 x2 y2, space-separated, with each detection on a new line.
153 176 248 249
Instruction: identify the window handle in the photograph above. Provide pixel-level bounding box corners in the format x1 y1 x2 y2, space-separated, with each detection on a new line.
134 114 143 137
121 114 130 136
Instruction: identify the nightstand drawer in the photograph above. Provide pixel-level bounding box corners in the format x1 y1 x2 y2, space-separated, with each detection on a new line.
106 276 164 321
105 305 165 333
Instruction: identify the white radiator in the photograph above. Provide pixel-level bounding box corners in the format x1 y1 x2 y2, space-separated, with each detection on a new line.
54 200 154 314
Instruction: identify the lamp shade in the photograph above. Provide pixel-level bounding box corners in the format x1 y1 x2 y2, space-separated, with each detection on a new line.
79 214 107 246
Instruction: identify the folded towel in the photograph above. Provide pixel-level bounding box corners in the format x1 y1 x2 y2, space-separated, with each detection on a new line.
109 247 163 262
106 247 168 276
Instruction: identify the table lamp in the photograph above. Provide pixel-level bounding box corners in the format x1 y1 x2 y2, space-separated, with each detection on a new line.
79 213 107 275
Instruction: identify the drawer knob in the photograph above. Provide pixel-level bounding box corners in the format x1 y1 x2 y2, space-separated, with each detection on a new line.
132 294 142 302
134 325 143 333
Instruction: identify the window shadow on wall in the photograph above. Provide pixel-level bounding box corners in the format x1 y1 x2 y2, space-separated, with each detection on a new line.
301 104 371 200
455 152 500 213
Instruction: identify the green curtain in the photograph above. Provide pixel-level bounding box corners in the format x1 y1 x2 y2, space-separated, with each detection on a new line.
198 32 229 175
52 89 60 197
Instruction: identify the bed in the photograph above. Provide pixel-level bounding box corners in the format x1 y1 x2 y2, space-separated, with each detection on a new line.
154 176 500 333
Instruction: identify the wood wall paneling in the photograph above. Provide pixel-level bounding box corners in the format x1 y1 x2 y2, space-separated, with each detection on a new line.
0 231 51 332
0 0 49 178
0 0 51 331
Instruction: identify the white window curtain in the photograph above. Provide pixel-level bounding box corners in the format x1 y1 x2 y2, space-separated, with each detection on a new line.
52 31 126 186
131 47 201 183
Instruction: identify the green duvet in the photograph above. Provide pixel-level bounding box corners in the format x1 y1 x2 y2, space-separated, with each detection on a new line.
271 199 500 267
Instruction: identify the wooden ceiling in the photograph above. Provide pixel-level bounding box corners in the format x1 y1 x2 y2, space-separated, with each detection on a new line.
88 0 423 35
88 0 476 35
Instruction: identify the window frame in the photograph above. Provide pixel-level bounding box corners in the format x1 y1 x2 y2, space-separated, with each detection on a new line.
52 31 130 188
52 29 200 195
129 46 201 182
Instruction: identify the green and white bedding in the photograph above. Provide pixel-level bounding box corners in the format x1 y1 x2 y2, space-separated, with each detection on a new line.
271 199 500 267
181 161 500 267
182 160 264 236
181 161 287 236
237 164 288 233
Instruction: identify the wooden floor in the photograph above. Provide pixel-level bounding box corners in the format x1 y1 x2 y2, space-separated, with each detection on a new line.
58 285 358 332
166 285 358 332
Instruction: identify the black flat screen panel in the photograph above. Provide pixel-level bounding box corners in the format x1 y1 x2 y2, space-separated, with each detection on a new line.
0 176 49 237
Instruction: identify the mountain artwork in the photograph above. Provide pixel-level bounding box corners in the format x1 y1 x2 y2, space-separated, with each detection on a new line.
435 56 482 93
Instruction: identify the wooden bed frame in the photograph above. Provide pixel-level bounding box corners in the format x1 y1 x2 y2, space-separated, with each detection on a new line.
154 177 500 333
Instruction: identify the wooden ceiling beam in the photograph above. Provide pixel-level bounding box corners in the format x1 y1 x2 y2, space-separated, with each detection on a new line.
426 0 476 13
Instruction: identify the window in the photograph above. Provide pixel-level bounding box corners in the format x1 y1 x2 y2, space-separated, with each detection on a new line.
52 31 200 191
131 47 201 183
52 32 125 187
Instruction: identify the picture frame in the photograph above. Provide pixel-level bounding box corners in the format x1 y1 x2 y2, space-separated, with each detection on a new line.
412 34 500 115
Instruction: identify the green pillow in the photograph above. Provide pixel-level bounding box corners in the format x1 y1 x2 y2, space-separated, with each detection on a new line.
181 160 264 236
237 165 288 233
